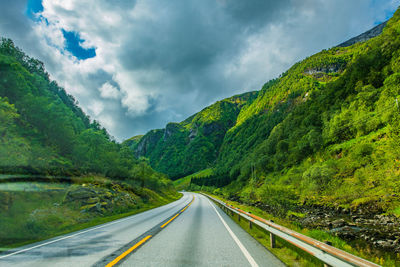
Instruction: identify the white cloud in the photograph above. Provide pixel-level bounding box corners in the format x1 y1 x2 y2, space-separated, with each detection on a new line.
0 0 397 140
99 82 120 99
87 100 104 116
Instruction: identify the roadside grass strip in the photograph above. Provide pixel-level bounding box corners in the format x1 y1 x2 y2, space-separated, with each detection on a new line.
96 196 195 267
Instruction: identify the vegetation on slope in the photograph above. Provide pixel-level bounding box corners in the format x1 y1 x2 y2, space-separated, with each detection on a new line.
173 168 213 190
0 176 180 250
127 91 258 179
0 38 173 190
190 9 400 216
0 38 180 249
157 9 400 263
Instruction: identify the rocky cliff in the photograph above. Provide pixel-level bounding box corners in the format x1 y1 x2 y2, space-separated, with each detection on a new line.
125 91 258 178
337 20 387 47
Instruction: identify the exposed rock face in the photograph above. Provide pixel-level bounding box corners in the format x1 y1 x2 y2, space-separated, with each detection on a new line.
64 187 97 201
297 204 400 253
188 127 198 141
337 21 387 47
123 135 143 149
63 184 140 214
235 196 400 254
135 129 163 158
129 91 259 178
304 63 345 75
164 123 182 140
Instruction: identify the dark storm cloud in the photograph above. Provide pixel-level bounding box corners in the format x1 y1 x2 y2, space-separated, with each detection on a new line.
119 0 290 74
0 0 32 41
0 0 397 140
222 0 291 28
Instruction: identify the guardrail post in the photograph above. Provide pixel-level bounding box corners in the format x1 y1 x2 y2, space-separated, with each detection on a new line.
269 232 276 248
270 220 276 248
270 232 276 248
238 213 241 221
203 193 381 267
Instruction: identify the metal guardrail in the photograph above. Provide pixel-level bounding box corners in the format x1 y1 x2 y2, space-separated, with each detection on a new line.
201 193 380 267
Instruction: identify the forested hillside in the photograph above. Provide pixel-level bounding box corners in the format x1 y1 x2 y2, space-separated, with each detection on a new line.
0 38 172 191
0 38 182 247
206 10 400 213
142 8 400 216
126 91 258 178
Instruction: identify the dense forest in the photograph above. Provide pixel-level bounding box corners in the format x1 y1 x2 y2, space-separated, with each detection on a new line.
0 38 182 247
125 91 258 178
139 9 400 216
0 38 172 192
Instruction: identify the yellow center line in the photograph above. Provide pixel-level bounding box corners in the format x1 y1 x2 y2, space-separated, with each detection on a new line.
105 196 195 266
105 235 152 267
161 213 180 228
181 204 189 212
162 196 195 228
181 197 195 212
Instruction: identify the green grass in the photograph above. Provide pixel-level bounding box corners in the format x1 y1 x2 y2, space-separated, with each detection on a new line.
173 176 191 191
173 168 213 190
392 206 400 217
2 198 180 251
0 180 182 251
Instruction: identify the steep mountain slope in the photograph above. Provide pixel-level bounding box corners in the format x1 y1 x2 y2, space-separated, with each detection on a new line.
138 7 400 219
338 20 387 47
126 91 258 178
0 38 174 192
192 8 400 214
167 11 400 256
0 38 181 247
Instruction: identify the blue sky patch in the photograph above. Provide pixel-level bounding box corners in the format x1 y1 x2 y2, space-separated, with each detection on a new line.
25 0 43 20
62 30 96 60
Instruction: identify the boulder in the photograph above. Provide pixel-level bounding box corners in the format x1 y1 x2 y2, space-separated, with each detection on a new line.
332 219 347 228
64 187 97 202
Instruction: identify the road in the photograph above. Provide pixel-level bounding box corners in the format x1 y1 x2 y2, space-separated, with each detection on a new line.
0 192 284 267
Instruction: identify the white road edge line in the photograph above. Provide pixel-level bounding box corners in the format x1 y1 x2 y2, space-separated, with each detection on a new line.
0 195 190 259
206 196 259 267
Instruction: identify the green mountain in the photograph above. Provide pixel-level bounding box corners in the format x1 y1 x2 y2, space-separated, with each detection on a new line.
0 38 173 192
134 9 400 215
0 39 182 247
210 11 400 211
126 91 258 179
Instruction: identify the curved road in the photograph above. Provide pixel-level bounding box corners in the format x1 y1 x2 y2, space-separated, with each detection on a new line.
0 192 284 266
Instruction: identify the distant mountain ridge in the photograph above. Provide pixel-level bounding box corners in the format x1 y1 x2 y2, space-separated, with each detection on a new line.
126 8 400 222
127 18 391 180
337 20 387 47
125 91 258 178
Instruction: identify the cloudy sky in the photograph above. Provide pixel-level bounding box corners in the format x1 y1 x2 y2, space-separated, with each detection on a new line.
0 0 397 140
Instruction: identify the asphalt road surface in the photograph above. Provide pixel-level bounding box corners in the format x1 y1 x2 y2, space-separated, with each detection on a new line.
0 192 284 267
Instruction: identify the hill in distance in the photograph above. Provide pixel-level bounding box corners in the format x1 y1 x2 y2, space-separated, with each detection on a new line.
128 8 400 216
124 91 258 179
126 8 400 255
